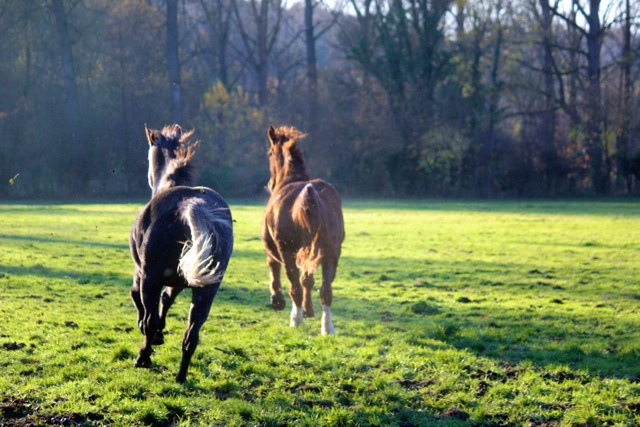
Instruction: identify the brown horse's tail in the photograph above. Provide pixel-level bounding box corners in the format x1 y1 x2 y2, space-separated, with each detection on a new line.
292 183 323 274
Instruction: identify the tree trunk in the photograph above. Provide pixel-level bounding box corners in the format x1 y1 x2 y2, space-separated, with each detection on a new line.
200 0 231 88
539 0 556 144
617 0 632 192
167 0 182 123
585 0 606 194
304 0 318 125
51 0 80 164
217 6 229 88
256 0 269 106
483 0 504 198
455 0 465 41
538 0 558 192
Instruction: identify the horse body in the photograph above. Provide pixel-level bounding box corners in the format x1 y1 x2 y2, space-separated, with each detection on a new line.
130 125 233 383
262 126 344 335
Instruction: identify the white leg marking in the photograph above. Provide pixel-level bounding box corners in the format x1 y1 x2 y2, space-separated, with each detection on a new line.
290 304 304 327
321 304 336 335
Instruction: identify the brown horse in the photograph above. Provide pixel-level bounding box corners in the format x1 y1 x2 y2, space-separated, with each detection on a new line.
262 126 345 335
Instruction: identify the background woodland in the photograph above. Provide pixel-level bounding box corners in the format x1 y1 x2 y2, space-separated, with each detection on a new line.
1 0 639 198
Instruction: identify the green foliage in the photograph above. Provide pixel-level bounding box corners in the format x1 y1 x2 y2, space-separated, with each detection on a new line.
418 127 471 193
195 82 270 195
0 200 639 426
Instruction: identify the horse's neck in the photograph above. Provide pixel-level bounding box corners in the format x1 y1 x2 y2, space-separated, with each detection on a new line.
281 162 309 186
152 172 192 196
152 178 174 196
274 170 309 191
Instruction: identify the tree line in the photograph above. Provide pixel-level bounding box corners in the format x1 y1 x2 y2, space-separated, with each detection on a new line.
0 0 639 199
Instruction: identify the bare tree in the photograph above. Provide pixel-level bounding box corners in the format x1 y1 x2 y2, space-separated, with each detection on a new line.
616 0 635 192
344 0 450 139
538 0 558 149
198 0 234 88
552 0 617 194
304 0 318 122
232 0 284 106
303 0 339 125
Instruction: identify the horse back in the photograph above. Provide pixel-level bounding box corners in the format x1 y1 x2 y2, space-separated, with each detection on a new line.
263 179 344 265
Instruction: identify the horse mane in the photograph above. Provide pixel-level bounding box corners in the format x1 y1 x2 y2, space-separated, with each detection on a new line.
163 144 198 188
269 126 309 191
161 124 195 145
156 125 199 190
270 126 306 143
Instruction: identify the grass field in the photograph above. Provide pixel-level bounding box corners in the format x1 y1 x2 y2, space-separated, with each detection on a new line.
0 199 639 426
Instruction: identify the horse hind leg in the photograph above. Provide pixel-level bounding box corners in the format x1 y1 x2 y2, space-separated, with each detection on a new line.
176 285 218 383
283 255 304 327
130 274 144 331
135 278 162 368
153 286 184 345
320 259 338 335
301 272 315 318
267 256 285 311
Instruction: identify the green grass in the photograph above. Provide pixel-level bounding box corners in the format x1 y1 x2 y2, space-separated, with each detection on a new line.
0 199 639 426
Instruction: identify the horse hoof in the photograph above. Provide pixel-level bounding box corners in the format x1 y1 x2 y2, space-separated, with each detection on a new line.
175 374 187 384
152 331 165 345
271 295 286 311
134 357 153 368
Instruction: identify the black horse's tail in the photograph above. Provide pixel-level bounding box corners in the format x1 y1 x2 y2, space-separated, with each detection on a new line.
292 183 322 274
179 199 232 287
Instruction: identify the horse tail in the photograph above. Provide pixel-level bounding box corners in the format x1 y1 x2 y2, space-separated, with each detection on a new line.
179 199 233 287
292 183 322 274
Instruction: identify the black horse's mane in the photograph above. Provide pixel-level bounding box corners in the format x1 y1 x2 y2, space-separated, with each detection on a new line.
159 126 198 188
165 147 197 188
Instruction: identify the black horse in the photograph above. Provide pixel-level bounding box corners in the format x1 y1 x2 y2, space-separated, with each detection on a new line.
129 124 233 383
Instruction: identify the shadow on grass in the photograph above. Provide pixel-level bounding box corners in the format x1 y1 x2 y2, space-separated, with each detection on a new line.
0 233 129 250
212 254 640 386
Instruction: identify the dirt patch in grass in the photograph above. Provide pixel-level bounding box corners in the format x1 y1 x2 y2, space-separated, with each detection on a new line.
1 342 26 351
441 406 469 420
397 379 435 389
0 397 108 427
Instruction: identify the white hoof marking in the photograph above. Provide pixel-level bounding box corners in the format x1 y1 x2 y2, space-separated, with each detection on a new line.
290 305 303 327
321 304 336 335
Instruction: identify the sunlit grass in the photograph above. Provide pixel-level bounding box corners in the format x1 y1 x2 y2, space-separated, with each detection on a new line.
0 199 639 426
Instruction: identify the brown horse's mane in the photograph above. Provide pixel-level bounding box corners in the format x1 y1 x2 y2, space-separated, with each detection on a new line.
269 126 306 143
269 126 309 191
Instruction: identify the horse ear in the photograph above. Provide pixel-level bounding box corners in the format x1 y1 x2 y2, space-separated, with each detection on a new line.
268 126 278 146
174 124 182 141
145 124 156 146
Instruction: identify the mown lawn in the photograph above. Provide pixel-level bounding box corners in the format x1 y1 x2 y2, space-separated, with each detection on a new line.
0 199 639 426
